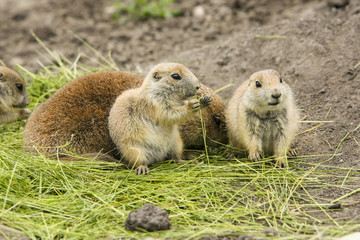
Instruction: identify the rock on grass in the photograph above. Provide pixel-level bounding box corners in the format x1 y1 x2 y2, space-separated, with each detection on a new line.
125 204 171 232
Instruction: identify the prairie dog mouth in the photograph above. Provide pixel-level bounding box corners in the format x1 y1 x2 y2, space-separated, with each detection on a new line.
268 101 280 106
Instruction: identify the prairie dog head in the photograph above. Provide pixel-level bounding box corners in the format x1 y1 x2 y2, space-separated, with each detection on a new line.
243 69 292 111
0 66 29 110
143 62 201 101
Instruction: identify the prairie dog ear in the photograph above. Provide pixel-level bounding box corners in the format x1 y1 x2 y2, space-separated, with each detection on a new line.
153 72 162 81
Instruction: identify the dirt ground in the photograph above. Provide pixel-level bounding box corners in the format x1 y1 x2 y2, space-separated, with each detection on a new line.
0 0 359 237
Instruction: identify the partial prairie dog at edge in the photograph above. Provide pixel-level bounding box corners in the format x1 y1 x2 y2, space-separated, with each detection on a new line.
0 66 31 124
23 62 227 167
108 62 212 175
226 69 299 167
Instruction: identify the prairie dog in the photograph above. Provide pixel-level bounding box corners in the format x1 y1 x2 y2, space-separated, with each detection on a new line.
180 83 227 150
0 66 31 124
24 69 226 160
226 69 299 167
24 71 143 158
108 62 211 175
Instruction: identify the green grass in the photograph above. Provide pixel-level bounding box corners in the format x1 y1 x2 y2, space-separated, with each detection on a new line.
1 43 360 239
112 0 180 21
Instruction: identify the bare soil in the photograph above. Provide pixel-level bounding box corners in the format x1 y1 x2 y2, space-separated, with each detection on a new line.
0 0 359 238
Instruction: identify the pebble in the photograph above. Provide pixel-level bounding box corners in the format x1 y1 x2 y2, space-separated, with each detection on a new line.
193 5 205 19
125 204 171 232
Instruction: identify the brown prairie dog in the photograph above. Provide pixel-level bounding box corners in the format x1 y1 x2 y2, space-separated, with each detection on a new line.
24 71 144 159
108 63 211 175
0 66 31 124
24 69 226 160
180 83 227 150
226 69 299 167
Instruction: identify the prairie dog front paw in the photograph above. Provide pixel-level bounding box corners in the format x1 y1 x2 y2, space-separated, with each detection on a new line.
188 99 201 112
200 95 212 108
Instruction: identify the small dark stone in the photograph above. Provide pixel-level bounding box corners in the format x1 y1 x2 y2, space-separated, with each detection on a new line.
327 0 349 8
12 13 27 21
216 56 231 66
328 203 342 209
125 204 171 232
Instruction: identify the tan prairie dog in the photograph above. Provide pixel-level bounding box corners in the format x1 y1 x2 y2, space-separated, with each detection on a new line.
226 69 299 167
0 66 31 124
23 64 225 162
109 63 212 175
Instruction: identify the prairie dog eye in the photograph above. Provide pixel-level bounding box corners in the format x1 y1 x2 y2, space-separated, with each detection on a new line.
255 80 261 88
171 73 181 80
15 83 23 91
213 115 221 126
280 77 283 83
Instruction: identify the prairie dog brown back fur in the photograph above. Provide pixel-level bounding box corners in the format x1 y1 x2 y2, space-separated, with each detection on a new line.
0 66 31 123
108 62 211 175
226 69 299 167
24 71 143 157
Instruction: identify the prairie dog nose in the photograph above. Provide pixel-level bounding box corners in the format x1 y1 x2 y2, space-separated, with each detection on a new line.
271 92 281 99
196 83 200 90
